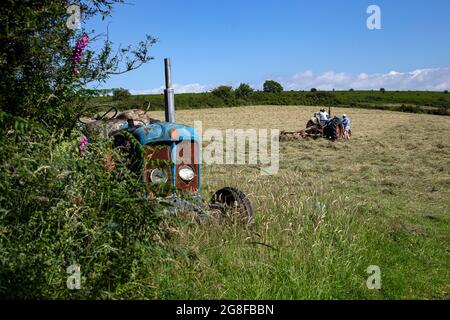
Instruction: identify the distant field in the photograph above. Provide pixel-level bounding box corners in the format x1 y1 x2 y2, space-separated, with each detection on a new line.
144 106 450 299
92 90 450 116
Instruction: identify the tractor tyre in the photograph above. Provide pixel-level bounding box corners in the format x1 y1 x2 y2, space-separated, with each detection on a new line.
112 132 144 175
209 187 254 225
323 117 341 140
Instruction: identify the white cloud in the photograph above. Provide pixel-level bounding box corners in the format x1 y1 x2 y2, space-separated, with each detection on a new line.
275 67 450 91
130 67 450 95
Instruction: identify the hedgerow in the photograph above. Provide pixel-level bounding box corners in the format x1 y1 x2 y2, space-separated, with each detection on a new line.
0 116 164 299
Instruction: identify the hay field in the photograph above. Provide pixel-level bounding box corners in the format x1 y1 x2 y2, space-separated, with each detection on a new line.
146 106 450 299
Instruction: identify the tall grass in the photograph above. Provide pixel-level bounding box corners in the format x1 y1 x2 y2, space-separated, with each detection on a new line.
142 106 450 299
1 106 449 299
0 119 165 299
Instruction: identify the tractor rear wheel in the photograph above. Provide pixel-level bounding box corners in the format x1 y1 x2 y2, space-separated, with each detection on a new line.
209 187 254 225
112 132 144 174
323 117 341 140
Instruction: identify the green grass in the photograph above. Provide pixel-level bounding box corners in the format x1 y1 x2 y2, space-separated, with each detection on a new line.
141 106 450 299
2 106 448 299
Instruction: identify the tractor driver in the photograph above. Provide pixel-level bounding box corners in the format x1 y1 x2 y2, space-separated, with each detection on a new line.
314 108 329 126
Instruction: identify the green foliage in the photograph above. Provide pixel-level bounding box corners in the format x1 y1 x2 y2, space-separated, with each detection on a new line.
0 0 155 130
263 80 283 93
0 126 164 299
112 88 131 101
0 0 161 299
310 88 318 92
211 86 235 101
380 88 386 93
235 83 254 99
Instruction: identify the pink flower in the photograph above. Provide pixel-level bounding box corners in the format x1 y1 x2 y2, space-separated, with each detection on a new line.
79 136 89 155
71 34 89 75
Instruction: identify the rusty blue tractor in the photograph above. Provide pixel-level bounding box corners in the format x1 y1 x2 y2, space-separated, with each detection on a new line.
78 59 253 224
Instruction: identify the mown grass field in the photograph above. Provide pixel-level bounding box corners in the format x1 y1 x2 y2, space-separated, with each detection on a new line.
143 105 449 299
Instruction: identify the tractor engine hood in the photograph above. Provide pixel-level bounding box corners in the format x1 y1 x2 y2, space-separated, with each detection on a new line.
132 122 199 145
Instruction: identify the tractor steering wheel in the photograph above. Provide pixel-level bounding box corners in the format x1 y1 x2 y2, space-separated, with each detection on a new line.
95 106 118 121
78 106 118 124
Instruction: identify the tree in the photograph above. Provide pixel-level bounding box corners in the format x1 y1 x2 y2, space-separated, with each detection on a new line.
349 88 355 92
0 1 156 129
380 88 386 93
113 88 131 101
310 88 318 92
211 86 234 100
263 80 283 93
444 90 448 94
235 83 254 99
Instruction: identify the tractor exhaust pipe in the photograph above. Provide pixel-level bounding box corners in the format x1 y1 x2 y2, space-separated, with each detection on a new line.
164 58 176 123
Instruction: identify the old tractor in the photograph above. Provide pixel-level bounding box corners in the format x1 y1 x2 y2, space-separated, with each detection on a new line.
280 108 345 141
78 59 253 224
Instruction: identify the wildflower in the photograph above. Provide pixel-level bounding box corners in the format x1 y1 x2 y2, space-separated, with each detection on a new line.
79 135 89 155
71 34 89 75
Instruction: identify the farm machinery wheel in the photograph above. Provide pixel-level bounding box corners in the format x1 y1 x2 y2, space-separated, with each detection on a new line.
323 117 342 140
112 132 144 174
209 187 254 225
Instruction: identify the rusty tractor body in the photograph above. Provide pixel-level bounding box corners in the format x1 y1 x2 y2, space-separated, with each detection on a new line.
78 59 253 224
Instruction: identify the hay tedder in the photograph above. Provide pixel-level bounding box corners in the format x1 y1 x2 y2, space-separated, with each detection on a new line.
77 59 253 224
280 108 346 141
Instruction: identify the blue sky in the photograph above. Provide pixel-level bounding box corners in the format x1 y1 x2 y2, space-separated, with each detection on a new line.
85 0 450 92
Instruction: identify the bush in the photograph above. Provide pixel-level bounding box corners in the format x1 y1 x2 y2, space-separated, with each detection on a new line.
211 86 234 100
235 83 254 99
0 1 155 130
445 90 448 94
380 88 386 93
263 80 283 93
0 119 163 299
310 88 318 92
113 88 131 101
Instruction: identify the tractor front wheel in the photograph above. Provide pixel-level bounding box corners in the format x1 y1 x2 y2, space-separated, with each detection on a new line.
209 187 254 225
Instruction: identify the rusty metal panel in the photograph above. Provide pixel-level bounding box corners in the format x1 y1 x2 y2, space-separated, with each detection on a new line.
143 145 171 195
175 141 199 193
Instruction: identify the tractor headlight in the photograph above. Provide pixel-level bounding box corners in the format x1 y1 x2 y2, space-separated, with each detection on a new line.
179 166 195 182
150 168 168 184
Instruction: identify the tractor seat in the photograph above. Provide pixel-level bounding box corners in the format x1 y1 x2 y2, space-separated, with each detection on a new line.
116 109 160 126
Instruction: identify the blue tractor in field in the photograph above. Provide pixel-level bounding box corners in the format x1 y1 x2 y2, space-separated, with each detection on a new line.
79 59 253 224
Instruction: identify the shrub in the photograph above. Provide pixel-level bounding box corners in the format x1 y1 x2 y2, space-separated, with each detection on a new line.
235 83 254 99
113 88 131 101
263 80 283 93
211 86 234 100
0 1 155 130
0 121 163 299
